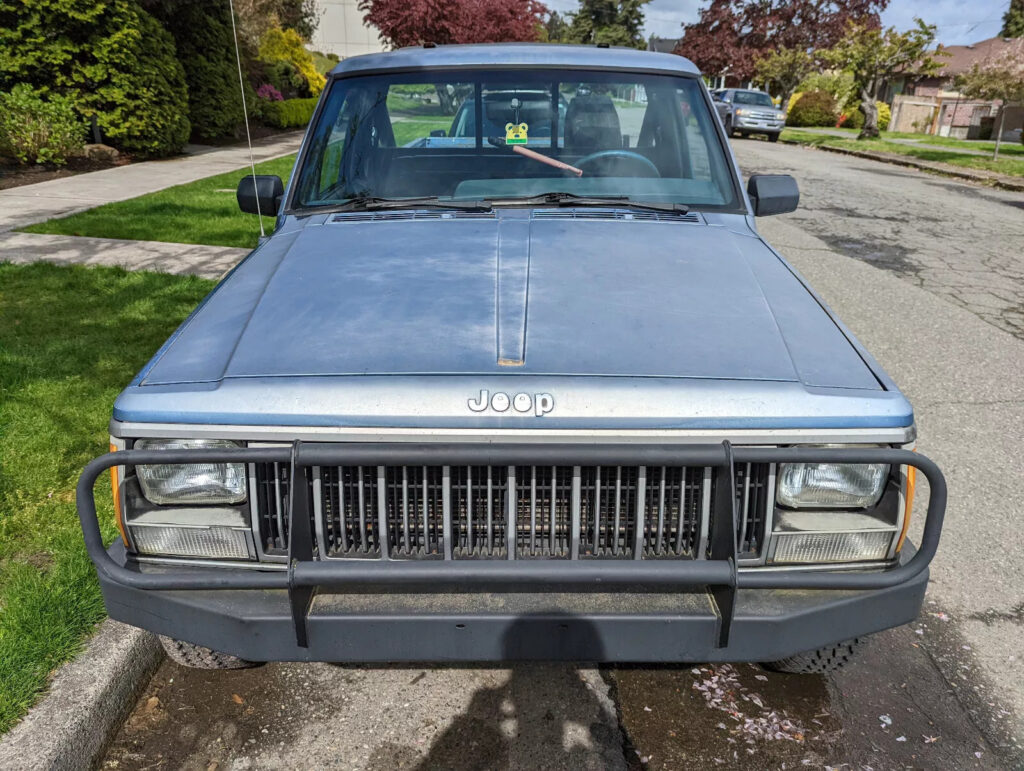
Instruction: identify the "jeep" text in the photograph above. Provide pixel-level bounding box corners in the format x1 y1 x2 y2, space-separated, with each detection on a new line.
467 390 554 417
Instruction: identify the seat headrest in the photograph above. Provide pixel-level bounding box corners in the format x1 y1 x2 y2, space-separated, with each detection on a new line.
564 94 621 152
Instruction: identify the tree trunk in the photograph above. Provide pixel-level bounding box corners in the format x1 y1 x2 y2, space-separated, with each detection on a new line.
779 88 793 114
435 84 456 115
857 87 879 140
993 108 1005 161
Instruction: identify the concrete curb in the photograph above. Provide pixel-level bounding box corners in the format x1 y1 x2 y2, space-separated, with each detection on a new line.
0 621 164 770
780 139 1024 193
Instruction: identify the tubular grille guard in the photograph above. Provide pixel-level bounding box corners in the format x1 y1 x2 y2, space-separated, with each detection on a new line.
77 443 946 650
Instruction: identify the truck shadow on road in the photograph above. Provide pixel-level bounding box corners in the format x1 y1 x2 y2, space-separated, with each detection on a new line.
367 615 625 770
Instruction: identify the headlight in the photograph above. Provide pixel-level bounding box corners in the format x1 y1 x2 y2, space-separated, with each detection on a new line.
135 439 247 505
777 462 888 509
734 108 747 116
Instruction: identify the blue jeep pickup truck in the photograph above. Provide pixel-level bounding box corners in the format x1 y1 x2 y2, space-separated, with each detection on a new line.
78 44 945 672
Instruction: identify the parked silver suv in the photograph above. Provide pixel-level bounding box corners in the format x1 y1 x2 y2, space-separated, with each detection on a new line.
713 89 785 142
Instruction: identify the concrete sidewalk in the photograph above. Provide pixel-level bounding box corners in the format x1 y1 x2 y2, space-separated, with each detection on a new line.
1 231 250 279
0 131 302 232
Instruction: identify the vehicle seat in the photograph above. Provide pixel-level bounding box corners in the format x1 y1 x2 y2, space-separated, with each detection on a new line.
564 94 622 152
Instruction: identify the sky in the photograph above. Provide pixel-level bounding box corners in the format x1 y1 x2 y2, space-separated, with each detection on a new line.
544 0 1011 46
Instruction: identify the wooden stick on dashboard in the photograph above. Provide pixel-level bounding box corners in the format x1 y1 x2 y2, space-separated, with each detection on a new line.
512 145 584 177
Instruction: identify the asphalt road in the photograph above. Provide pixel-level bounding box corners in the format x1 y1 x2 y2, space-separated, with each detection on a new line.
102 140 1024 770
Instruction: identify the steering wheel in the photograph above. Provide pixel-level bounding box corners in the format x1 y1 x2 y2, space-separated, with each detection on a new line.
574 150 660 178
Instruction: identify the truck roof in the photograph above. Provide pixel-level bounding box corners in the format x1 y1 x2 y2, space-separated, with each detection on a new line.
331 43 701 78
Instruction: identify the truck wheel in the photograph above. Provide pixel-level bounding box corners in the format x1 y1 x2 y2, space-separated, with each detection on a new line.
158 635 260 670
768 132 780 143
724 116 734 137
761 638 863 674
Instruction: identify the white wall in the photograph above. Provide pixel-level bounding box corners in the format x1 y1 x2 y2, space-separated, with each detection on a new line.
310 0 385 59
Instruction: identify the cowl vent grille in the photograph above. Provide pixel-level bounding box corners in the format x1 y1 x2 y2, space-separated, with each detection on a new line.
330 210 496 223
531 208 702 223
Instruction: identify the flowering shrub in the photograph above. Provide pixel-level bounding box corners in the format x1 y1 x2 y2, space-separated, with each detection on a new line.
258 26 325 98
0 84 85 165
257 83 284 101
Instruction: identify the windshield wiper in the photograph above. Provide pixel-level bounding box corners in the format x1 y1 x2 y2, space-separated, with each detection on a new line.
488 191 689 214
315 196 492 214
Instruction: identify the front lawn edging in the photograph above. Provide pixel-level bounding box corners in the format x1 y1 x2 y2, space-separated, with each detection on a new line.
0 621 163 770
780 137 1024 193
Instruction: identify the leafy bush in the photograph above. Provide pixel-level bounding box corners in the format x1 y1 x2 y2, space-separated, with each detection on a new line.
787 90 839 127
258 25 326 98
839 101 891 131
0 85 85 165
0 0 190 157
260 97 318 128
878 101 891 131
152 1 248 141
797 71 856 111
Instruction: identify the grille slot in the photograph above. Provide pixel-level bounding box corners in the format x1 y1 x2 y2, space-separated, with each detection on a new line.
515 466 574 558
642 466 705 558
384 466 446 558
252 460 772 563
735 462 771 558
450 465 508 558
254 461 290 556
319 466 381 557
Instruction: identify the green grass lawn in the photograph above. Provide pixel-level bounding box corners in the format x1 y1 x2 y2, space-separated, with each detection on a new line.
781 128 1024 178
21 155 295 249
0 262 215 733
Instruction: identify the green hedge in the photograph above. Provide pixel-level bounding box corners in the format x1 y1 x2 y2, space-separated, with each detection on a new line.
0 0 190 157
787 90 838 128
153 0 249 141
260 97 317 129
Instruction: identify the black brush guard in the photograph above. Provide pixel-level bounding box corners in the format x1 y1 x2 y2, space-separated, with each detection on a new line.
77 442 945 651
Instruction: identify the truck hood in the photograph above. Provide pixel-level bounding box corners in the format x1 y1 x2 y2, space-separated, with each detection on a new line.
140 211 881 390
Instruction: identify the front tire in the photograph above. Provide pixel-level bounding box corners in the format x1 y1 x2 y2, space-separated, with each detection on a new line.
768 132 780 143
724 116 734 137
762 638 863 674
159 635 261 670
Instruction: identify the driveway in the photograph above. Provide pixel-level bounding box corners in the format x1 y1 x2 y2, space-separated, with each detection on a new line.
103 140 1024 770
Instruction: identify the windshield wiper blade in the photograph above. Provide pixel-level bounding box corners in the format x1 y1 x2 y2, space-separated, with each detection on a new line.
321 196 492 213
490 192 689 214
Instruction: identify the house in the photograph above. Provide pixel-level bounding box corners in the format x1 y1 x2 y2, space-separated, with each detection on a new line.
647 36 679 54
309 0 385 60
888 36 1023 139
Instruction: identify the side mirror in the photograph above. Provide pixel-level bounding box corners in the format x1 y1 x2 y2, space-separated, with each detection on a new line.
747 174 799 216
237 175 283 216
430 129 446 137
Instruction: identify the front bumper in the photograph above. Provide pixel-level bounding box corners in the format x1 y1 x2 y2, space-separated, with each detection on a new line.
735 117 785 132
98 540 929 662
78 443 946 663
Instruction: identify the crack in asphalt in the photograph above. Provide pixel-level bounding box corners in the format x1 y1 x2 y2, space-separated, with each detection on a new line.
967 601 1024 627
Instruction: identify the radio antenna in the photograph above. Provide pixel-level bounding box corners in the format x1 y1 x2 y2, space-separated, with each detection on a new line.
227 0 265 237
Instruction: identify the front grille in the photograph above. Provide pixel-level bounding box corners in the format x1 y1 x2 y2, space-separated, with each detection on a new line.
253 460 773 562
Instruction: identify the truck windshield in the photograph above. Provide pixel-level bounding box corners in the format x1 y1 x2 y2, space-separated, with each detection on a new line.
292 68 739 211
733 91 775 107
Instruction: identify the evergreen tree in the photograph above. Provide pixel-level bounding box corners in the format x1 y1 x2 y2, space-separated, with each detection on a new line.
567 0 650 49
150 0 249 140
1002 0 1024 37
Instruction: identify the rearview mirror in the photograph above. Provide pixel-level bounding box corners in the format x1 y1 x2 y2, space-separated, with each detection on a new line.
747 174 799 216
430 129 446 137
237 175 283 216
